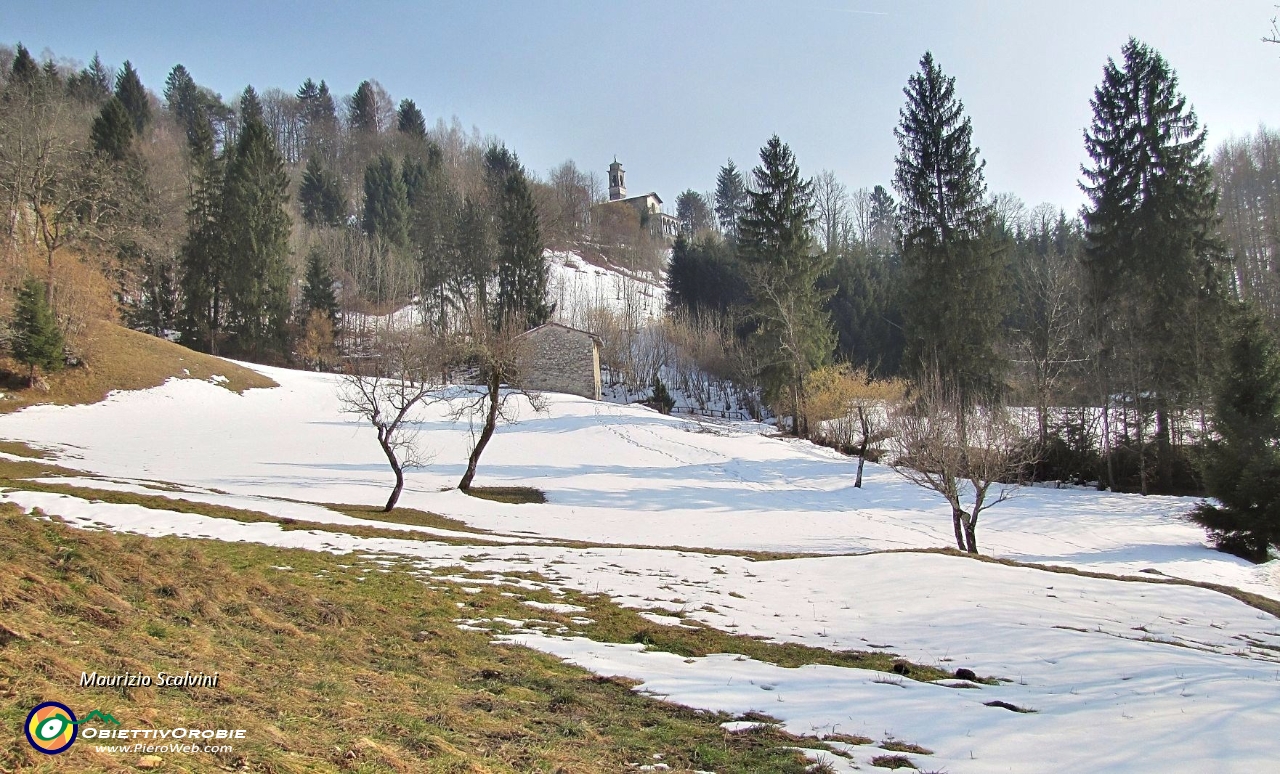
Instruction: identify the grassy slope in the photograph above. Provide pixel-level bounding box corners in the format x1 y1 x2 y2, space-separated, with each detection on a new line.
0 320 276 414
0 507 836 773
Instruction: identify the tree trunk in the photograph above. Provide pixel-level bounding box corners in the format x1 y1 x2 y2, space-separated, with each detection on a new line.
963 516 978 554
951 506 967 552
1155 405 1173 494
854 407 869 488
378 433 404 512
459 373 501 491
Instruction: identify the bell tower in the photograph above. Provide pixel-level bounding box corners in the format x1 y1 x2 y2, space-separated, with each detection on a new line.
608 158 626 201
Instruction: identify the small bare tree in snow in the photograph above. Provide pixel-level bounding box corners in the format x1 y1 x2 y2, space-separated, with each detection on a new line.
888 374 1031 553
338 327 444 511
452 309 547 491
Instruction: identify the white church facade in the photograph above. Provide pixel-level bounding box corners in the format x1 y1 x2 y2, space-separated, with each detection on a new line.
603 159 679 239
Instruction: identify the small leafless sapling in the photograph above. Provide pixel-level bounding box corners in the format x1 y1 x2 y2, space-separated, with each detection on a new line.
452 310 547 491
888 377 1032 553
338 327 443 511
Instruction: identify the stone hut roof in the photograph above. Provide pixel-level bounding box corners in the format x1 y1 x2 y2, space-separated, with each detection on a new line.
516 321 602 344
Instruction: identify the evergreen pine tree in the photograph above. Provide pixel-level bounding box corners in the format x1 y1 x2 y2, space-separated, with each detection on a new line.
11 277 65 385
665 234 747 318
406 149 459 324
135 254 179 336
893 51 1005 403
485 146 548 329
300 247 340 323
221 87 292 356
714 159 747 238
362 153 410 249
738 135 833 434
824 246 905 378
454 194 496 314
349 80 380 134
114 60 151 135
42 60 62 89
178 118 226 352
866 185 897 255
163 64 203 137
297 78 338 154
299 155 346 227
90 97 134 160
1081 38 1225 493
401 154 427 209
68 54 112 104
10 44 39 84
1191 308 1280 561
86 53 112 99
397 98 427 138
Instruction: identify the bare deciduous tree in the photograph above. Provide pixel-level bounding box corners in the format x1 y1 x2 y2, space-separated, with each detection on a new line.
888 375 1031 552
452 310 546 491
338 327 443 511
812 170 851 254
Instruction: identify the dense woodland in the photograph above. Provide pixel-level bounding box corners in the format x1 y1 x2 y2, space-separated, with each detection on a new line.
1 39 1277 557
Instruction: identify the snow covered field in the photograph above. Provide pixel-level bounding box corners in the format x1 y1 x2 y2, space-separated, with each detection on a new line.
3 364 1279 772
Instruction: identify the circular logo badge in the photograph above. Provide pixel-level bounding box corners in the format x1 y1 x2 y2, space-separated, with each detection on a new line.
25 702 78 755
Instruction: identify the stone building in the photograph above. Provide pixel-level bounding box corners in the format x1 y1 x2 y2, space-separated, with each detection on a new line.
515 322 602 400
604 158 679 239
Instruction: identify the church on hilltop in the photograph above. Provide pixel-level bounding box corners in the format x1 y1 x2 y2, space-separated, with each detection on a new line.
602 158 679 240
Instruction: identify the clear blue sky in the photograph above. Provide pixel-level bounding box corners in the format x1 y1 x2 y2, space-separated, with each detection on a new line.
5 1 1278 213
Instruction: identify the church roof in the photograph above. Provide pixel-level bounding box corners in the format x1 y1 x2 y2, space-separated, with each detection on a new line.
611 192 663 206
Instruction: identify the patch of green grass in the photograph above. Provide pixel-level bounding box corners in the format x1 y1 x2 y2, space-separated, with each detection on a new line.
0 506 832 772
462 486 548 504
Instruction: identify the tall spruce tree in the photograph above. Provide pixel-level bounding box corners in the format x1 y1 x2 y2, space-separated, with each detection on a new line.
299 154 346 227
11 277 65 385
665 233 748 318
221 87 292 356
9 44 39 84
454 194 496 314
178 119 227 352
408 151 459 323
349 80 380 134
90 97 134 160
297 78 338 153
300 247 340 323
363 153 410 250
163 64 204 139
114 60 151 135
486 146 549 329
714 159 748 239
68 53 112 104
397 98 427 138
738 135 833 434
893 51 1005 403
1081 39 1225 494
1191 308 1280 561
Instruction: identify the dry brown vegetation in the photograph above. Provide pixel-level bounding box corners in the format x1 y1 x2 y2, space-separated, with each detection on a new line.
0 507 855 773
0 319 276 414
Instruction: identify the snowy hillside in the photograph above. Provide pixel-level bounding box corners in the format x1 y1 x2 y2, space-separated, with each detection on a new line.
546 248 666 326
2 365 1279 772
